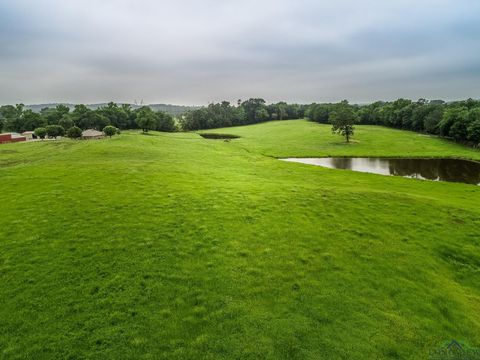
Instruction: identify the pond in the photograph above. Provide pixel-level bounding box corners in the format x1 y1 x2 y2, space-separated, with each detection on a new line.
281 157 480 185
199 133 240 140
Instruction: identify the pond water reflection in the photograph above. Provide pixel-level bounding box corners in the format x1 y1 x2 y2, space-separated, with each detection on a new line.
281 157 480 185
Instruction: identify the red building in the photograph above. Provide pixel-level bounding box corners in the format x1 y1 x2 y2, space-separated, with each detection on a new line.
0 133 27 144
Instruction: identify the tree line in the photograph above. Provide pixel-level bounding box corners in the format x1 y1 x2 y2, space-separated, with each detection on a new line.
0 99 306 135
180 99 307 130
307 98 480 146
1 98 480 146
0 102 176 135
179 97 480 146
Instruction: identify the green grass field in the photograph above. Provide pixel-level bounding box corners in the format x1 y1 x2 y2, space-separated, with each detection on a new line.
1 120 480 359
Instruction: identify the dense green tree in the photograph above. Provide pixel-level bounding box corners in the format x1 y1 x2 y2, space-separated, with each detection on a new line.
268 102 287 120
463 98 480 110
449 118 471 142
467 107 480 124
72 105 95 129
423 106 444 134
181 108 208 130
66 126 82 139
380 99 412 128
121 104 137 129
45 125 65 139
136 107 157 132
56 104 70 115
98 102 129 129
0 106 13 132
40 104 70 125
34 127 47 139
103 125 118 138
439 107 468 138
1 104 24 132
0 105 18 121
357 102 384 125
72 105 109 131
446 107 480 142
329 101 358 143
241 98 267 124
40 108 60 125
91 113 109 131
467 120 480 145
58 115 74 130
267 102 305 121
399 103 416 129
410 103 429 131
286 103 306 119
466 109 480 145
255 107 269 122
156 112 176 132
70 106 108 130
21 110 46 132
306 103 332 123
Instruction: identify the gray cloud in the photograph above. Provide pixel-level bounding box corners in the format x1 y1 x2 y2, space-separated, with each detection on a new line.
0 0 479 104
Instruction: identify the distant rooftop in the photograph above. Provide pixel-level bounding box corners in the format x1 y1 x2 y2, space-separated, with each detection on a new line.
82 129 103 137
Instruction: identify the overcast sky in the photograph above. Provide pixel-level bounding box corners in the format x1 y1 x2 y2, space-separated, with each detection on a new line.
1 0 479 105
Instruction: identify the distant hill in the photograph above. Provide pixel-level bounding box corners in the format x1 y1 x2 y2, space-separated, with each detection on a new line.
24 103 200 117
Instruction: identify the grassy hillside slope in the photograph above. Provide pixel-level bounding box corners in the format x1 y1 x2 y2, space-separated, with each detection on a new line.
1 120 479 359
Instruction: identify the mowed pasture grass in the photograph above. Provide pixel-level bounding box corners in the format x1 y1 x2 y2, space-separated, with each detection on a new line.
0 120 479 359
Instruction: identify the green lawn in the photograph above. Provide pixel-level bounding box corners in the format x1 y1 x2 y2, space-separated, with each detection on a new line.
1 120 480 359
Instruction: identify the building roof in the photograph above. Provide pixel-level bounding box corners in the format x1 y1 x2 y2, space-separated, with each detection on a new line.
0 133 26 140
82 129 104 137
22 131 34 135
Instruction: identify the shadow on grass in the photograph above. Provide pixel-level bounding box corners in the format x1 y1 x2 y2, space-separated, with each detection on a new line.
329 140 359 146
140 132 158 136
